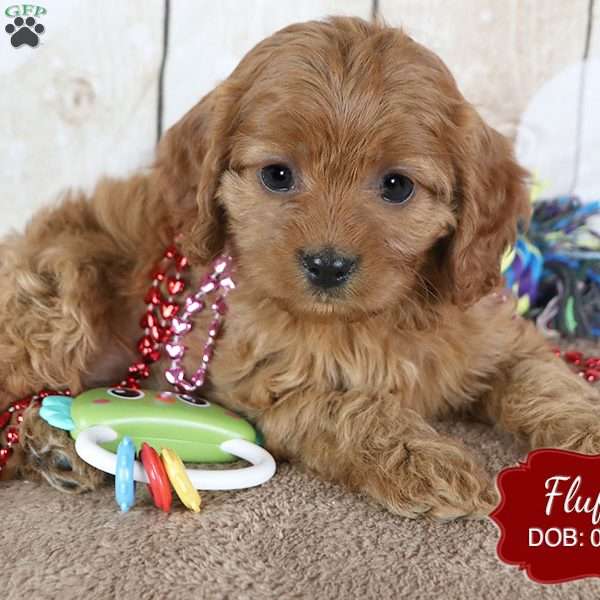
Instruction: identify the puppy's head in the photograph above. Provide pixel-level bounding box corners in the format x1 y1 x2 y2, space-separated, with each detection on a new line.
157 17 530 320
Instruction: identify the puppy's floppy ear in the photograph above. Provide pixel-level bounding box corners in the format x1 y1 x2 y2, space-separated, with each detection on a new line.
154 27 299 264
155 83 238 264
444 106 531 307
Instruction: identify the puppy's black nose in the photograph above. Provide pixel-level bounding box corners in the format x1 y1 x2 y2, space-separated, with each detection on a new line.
299 248 358 289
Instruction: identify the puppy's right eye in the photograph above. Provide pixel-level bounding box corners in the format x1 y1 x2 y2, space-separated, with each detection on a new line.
260 164 295 192
381 172 415 204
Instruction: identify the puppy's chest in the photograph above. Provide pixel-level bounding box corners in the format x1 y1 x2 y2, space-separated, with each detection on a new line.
205 310 473 414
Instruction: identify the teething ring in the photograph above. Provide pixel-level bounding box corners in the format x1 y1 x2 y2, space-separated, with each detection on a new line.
140 443 172 512
76 426 276 491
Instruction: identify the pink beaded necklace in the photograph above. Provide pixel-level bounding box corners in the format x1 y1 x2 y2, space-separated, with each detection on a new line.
136 247 235 393
164 254 235 391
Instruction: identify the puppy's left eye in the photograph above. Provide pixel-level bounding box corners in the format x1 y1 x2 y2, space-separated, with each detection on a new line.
260 164 295 192
381 172 415 204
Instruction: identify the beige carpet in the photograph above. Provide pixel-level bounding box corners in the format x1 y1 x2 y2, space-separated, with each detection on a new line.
3 415 600 599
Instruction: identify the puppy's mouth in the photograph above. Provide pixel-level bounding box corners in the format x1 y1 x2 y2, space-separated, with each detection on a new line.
302 273 358 305
309 287 346 302
307 294 389 323
301 283 384 320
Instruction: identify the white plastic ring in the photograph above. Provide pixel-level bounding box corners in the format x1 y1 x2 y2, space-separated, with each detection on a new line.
75 426 276 490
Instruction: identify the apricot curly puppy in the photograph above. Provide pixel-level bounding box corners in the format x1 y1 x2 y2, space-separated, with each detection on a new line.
2 17 599 519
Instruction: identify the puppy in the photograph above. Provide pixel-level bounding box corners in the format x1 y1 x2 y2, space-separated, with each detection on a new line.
2 17 598 518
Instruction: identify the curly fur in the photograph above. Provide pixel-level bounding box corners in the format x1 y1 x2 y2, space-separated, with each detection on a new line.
2 17 600 518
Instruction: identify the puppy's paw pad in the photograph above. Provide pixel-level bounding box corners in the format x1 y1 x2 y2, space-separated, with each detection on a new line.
19 404 104 493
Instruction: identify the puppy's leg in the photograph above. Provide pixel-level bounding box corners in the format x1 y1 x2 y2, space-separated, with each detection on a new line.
0 183 155 490
480 325 600 453
258 391 496 519
0 220 125 489
18 405 105 491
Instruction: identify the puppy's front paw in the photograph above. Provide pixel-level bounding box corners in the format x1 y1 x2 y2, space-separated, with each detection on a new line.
554 425 600 455
380 438 497 520
528 395 600 455
19 403 105 493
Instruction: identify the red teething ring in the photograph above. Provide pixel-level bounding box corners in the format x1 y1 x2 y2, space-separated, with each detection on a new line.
140 442 172 512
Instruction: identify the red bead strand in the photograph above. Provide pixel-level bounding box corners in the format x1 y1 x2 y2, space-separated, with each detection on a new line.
553 347 600 382
0 245 190 475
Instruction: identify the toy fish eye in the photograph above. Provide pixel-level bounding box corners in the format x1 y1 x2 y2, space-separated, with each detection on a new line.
107 388 145 399
176 394 210 407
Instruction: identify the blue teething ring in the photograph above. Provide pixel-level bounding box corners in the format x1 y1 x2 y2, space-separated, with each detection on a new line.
115 436 136 512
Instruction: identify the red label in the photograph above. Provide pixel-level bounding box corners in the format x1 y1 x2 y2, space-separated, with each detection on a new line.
491 449 600 583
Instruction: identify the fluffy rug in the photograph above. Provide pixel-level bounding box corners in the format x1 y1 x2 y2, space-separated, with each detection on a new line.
3 411 600 599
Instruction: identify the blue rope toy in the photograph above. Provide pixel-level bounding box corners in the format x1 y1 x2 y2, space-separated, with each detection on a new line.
502 196 600 339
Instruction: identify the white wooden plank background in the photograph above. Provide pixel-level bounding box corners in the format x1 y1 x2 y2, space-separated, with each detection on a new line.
593 0 600 56
378 0 589 137
576 2 600 199
0 0 163 234
1 0 599 238
163 0 372 130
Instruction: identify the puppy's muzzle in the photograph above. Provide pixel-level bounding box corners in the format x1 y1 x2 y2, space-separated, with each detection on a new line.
298 248 359 290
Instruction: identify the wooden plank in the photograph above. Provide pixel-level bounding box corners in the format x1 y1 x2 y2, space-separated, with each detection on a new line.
378 0 589 197
591 0 600 56
575 3 600 199
163 0 372 131
0 0 163 236
378 0 588 138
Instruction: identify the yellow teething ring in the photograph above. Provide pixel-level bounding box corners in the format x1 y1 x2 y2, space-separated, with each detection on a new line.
161 448 202 512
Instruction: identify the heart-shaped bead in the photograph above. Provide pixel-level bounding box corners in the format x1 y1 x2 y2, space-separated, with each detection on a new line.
137 335 153 351
199 275 216 294
178 379 197 392
165 342 185 359
220 276 235 291
214 258 229 274
123 376 141 389
147 349 161 363
171 317 192 335
191 372 206 387
0 447 12 464
167 277 185 295
139 311 157 329
211 298 227 316
165 367 184 385
161 302 179 319
144 287 163 306
129 362 150 378
149 324 164 342
6 427 19 444
149 268 165 282
164 245 177 260
175 255 189 272
185 298 205 313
